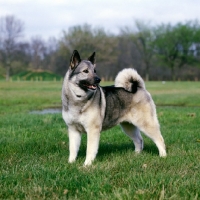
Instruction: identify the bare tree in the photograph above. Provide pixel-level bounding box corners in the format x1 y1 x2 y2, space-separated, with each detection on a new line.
44 37 58 71
121 20 155 81
0 15 24 80
30 36 46 70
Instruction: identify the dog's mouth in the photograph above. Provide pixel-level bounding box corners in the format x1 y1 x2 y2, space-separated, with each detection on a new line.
79 77 101 91
82 83 97 90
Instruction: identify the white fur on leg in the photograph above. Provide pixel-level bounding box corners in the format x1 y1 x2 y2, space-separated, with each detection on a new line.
84 130 100 166
68 128 81 163
155 139 167 157
120 122 144 154
141 126 167 157
132 129 144 153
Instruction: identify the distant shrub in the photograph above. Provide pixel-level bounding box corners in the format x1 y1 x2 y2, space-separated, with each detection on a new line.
11 70 62 81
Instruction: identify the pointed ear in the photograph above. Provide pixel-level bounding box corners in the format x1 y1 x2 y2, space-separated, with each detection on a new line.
88 52 96 65
70 50 81 69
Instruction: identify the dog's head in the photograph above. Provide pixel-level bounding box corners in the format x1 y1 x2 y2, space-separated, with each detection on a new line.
68 50 101 91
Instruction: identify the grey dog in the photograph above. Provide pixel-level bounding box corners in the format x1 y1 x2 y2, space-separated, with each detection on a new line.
62 50 166 166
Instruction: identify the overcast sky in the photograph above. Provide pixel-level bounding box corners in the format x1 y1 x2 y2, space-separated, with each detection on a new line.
0 0 200 40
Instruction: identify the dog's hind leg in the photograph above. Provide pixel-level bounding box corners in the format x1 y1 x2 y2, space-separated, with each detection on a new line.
135 119 167 157
68 126 82 163
120 122 143 153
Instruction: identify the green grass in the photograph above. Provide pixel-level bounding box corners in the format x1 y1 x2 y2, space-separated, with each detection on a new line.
146 81 200 106
0 81 200 199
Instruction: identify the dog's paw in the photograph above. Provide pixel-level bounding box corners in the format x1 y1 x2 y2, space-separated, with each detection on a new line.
68 157 76 163
159 151 167 157
84 159 93 166
135 149 142 154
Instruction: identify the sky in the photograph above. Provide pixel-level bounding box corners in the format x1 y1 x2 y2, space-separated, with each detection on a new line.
0 0 200 40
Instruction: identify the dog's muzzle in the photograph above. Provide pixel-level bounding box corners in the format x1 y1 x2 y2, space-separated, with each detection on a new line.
80 77 101 90
87 77 101 90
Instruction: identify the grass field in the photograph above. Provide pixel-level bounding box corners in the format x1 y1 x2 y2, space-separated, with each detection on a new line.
0 81 200 199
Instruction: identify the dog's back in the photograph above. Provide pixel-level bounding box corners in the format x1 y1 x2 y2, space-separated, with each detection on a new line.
101 69 146 130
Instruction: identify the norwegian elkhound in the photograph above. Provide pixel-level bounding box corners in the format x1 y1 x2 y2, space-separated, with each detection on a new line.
62 50 166 166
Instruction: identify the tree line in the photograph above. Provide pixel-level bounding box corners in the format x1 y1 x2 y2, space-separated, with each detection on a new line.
0 15 200 81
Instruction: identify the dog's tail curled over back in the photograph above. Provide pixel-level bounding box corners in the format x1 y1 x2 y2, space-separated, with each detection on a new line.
115 68 145 93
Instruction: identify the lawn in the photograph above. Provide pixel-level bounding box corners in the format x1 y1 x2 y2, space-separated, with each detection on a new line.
0 81 200 199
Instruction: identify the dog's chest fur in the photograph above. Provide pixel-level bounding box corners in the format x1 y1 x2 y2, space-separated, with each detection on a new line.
62 86 105 132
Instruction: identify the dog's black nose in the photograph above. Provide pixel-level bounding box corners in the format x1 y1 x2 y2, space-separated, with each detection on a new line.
95 77 101 83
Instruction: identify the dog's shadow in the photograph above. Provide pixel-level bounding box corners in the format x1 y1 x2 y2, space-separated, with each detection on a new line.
100 142 158 156
78 140 159 159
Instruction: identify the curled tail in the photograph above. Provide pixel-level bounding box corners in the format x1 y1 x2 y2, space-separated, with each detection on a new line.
115 68 145 93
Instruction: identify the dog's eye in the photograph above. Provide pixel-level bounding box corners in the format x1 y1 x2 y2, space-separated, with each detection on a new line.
83 69 89 73
94 69 96 73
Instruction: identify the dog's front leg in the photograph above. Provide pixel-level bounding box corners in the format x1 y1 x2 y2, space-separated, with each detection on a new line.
84 129 101 166
68 126 82 163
